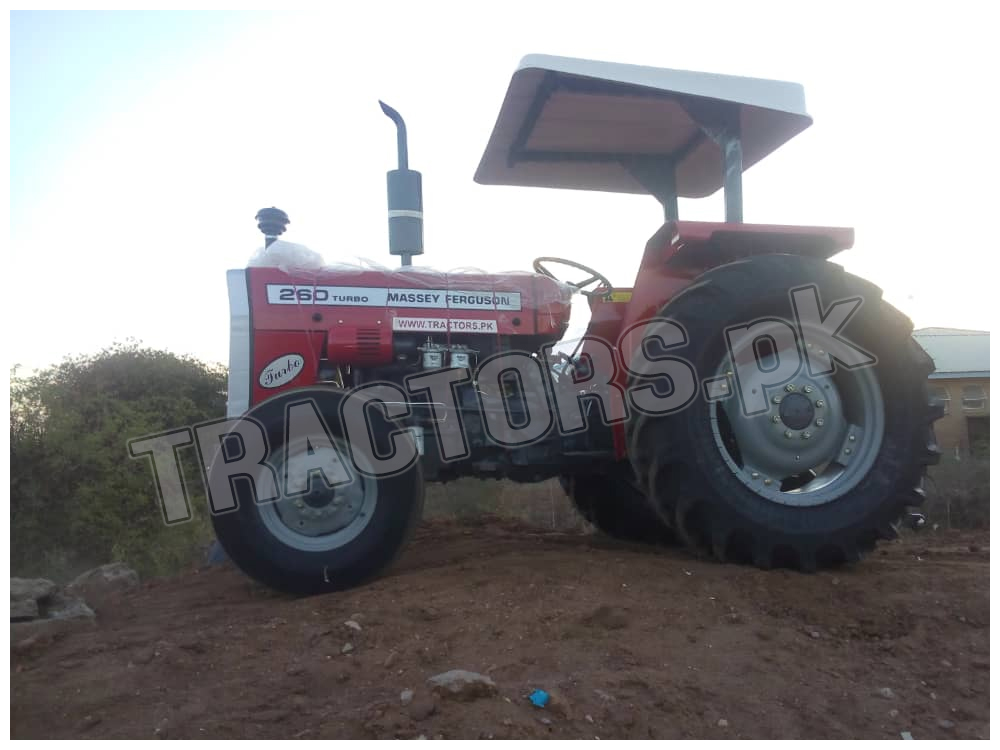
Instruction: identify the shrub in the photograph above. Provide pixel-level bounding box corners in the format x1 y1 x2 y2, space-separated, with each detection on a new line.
10 342 226 579
923 454 990 529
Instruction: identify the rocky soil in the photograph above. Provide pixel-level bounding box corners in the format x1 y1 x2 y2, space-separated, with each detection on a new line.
10 519 990 739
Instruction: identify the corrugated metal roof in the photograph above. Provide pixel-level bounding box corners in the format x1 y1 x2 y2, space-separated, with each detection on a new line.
913 328 990 378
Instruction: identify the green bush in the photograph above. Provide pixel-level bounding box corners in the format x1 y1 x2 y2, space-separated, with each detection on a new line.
10 342 226 580
924 454 990 529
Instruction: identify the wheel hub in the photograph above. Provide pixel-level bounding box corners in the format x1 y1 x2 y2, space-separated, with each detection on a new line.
255 436 378 551
778 392 815 430
710 349 885 507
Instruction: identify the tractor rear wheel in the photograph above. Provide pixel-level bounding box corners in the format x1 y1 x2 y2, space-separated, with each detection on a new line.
561 467 674 544
210 388 424 594
626 254 940 570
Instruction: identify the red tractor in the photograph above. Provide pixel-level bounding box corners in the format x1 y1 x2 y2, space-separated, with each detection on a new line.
212 55 940 594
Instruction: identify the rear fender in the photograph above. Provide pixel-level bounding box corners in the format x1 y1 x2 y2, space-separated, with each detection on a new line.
588 220 854 459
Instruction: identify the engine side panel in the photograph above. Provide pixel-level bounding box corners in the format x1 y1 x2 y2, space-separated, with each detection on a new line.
243 266 572 405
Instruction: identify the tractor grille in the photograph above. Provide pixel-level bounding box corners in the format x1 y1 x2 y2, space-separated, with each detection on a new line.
355 328 382 363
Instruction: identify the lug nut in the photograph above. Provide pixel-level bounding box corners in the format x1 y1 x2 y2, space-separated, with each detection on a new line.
815 418 825 427
784 430 794 439
848 434 856 442
772 415 781 423
751 471 760 479
803 385 813 394
772 395 782 404
785 383 796 392
802 431 812 440
815 400 825 408
844 448 852 455
764 478 773 486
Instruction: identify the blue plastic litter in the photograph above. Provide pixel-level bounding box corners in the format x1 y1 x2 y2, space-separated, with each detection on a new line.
529 689 550 708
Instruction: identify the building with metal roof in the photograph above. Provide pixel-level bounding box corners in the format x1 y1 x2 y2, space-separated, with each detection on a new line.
913 328 989 459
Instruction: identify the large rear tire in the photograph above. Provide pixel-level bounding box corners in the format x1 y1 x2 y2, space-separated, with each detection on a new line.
560 467 674 544
627 254 941 570
211 388 424 594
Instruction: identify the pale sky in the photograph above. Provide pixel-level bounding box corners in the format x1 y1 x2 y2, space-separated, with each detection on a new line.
9 5 996 372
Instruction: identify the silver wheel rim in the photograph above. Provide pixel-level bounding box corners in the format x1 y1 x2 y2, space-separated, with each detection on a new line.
710 345 884 507
256 436 377 551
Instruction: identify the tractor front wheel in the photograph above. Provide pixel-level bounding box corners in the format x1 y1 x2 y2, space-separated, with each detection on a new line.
210 388 424 594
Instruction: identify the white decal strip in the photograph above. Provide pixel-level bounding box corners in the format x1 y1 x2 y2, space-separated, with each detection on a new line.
392 317 499 334
266 284 521 311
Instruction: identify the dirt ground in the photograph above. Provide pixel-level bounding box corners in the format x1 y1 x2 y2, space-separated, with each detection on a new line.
10 519 990 739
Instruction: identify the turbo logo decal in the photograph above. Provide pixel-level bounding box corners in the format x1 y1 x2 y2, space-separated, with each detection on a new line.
259 354 305 389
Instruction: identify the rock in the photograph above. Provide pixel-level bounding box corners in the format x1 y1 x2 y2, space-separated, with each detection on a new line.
809 631 821 639
407 695 438 721
10 612 96 644
342 643 355 654
67 563 139 605
383 650 398 669
405 605 441 622
344 620 362 632
255 708 291 723
427 670 497 701
133 648 156 665
581 605 628 630
154 717 170 738
876 687 896 700
11 598 39 621
546 689 572 718
717 718 729 728
889 709 900 719
178 637 206 654
77 714 101 731
938 719 955 730
45 592 96 621
400 689 414 706
12 635 41 655
10 577 56 603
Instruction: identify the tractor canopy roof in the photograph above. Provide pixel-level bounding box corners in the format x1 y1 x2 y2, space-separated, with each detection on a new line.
475 54 812 199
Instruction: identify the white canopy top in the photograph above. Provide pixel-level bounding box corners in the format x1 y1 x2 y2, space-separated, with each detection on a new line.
475 54 812 199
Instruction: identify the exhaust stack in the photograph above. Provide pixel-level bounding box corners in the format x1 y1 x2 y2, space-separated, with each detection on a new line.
380 101 423 267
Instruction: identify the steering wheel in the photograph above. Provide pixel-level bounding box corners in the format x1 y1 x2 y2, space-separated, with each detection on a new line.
532 257 613 297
